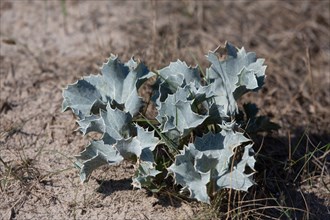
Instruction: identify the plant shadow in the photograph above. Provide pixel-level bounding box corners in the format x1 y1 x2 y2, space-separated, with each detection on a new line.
93 128 329 216
148 191 184 208
94 177 185 208
249 128 330 219
95 178 132 196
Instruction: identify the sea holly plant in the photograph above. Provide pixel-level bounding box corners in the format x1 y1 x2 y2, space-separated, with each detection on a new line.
62 42 271 204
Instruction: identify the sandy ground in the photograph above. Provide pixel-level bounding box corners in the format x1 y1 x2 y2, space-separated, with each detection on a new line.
0 0 329 219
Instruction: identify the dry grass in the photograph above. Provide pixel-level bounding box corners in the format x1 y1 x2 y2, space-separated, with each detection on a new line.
0 0 329 219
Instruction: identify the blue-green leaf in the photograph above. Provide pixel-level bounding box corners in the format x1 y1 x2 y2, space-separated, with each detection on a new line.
132 161 161 189
168 147 211 203
156 91 208 138
216 144 255 191
77 114 104 135
135 125 160 162
100 104 133 141
168 129 255 203
75 140 123 182
62 75 105 119
153 60 201 103
158 60 201 90
206 42 266 115
62 56 153 118
63 44 265 202
75 104 134 181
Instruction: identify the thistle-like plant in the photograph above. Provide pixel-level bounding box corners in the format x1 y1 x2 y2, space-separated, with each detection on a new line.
62 42 269 203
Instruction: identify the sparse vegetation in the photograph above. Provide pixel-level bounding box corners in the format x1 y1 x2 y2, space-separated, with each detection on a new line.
0 1 329 219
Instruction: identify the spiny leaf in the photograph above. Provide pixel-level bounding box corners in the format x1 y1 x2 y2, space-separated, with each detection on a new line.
158 60 201 89
114 125 160 161
77 114 104 135
75 140 123 182
135 125 160 162
100 55 153 115
77 103 134 141
168 129 254 203
62 56 154 118
206 42 266 115
62 75 105 119
117 126 161 188
132 161 161 189
62 43 268 204
168 147 211 203
156 90 208 139
74 104 133 182
153 60 201 103
99 103 133 144
75 110 161 183
216 144 255 191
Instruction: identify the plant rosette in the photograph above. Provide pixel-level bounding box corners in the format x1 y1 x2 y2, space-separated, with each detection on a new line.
62 42 267 204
